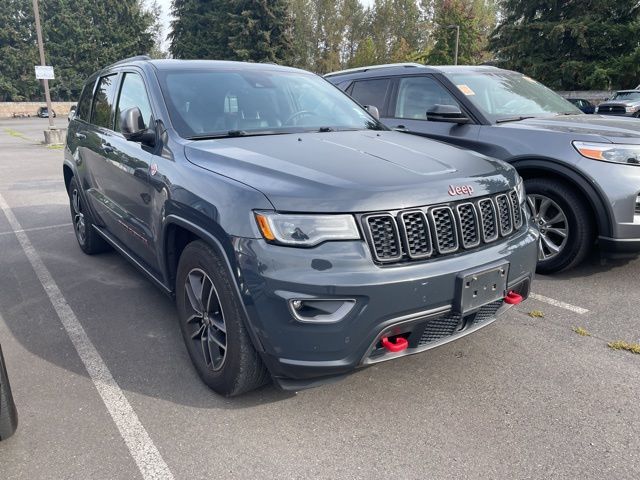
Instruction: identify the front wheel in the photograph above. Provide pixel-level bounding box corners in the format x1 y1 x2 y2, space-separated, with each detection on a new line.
176 240 269 396
525 178 594 274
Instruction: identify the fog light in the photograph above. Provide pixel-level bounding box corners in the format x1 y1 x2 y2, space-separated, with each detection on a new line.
288 298 356 323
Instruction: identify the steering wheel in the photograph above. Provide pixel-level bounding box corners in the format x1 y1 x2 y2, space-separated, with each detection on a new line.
284 110 321 126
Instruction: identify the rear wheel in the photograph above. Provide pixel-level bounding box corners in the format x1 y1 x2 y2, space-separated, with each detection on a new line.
525 178 594 274
0 346 18 440
68 177 110 254
176 240 269 396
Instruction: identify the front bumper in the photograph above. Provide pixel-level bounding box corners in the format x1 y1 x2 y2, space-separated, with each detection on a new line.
233 222 538 389
578 159 640 257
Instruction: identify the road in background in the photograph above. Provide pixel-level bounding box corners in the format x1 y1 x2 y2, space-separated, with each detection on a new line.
1 118 639 479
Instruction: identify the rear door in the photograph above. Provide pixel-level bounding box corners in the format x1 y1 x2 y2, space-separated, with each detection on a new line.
385 75 481 148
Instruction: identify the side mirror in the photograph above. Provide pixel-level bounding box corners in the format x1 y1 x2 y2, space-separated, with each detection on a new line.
364 105 380 120
426 104 470 124
120 107 155 146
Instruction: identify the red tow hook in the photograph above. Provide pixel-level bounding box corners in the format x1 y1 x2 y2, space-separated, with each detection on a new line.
381 336 409 353
504 291 523 305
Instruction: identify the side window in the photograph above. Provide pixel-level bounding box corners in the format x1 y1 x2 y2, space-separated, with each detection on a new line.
115 72 154 132
350 79 390 111
91 74 118 129
75 82 94 121
394 76 460 120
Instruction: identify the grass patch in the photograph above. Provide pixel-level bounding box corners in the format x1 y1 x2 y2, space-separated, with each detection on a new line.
572 326 591 337
45 144 64 149
528 310 545 318
3 128 28 140
608 340 640 355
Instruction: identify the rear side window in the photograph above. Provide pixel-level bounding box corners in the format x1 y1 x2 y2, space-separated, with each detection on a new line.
350 79 390 111
115 73 153 132
394 76 460 119
91 74 118 129
75 82 94 121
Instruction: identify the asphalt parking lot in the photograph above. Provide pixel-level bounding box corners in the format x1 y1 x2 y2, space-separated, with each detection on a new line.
1 117 639 480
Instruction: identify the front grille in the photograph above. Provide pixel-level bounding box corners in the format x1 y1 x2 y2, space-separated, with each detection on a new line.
599 105 626 115
363 188 523 264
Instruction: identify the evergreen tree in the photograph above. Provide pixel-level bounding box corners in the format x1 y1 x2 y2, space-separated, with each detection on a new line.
0 0 155 101
427 0 496 65
227 0 292 63
490 0 640 90
169 0 231 59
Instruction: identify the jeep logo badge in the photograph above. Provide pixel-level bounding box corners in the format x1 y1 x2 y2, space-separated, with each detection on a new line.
448 185 474 196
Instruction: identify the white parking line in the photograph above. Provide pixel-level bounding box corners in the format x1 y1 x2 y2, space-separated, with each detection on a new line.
0 222 72 237
0 192 174 480
529 293 589 314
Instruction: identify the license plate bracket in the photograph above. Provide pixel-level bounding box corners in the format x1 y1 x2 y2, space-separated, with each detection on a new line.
455 262 509 314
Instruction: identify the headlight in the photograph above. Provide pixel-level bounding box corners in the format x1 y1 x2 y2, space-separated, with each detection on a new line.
594 106 599 113
515 177 526 205
626 106 639 113
572 141 640 166
255 212 360 246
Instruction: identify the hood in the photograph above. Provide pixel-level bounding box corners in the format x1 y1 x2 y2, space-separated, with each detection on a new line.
496 114 640 144
184 130 516 213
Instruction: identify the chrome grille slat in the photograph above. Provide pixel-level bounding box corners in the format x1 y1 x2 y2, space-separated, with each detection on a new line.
399 210 433 259
508 190 523 230
495 194 513 236
456 202 480 248
363 188 523 264
430 206 459 254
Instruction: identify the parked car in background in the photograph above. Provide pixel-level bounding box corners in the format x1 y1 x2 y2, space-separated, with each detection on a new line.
36 106 56 118
566 98 596 114
0 343 18 440
327 64 640 273
63 56 538 395
596 90 640 117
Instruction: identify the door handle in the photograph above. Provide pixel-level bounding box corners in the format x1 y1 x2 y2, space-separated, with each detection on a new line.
75 132 86 140
394 125 408 132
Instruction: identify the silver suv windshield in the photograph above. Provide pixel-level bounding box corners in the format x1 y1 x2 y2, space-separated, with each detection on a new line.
158 69 384 139
446 71 582 122
612 91 640 101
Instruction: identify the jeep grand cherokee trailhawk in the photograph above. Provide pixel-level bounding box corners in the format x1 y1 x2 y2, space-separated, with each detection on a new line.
64 57 538 396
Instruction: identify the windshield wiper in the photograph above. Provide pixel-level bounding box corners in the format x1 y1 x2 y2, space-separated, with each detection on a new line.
495 116 536 124
187 130 290 140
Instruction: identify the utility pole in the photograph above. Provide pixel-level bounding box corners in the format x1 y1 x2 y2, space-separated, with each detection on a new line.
448 25 460 66
454 25 460 66
32 0 54 129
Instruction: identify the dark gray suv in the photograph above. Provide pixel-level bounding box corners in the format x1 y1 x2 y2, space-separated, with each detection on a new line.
64 57 538 395
327 64 640 273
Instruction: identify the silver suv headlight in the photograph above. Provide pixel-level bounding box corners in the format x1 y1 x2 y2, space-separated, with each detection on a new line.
626 106 639 114
572 141 640 166
255 212 360 246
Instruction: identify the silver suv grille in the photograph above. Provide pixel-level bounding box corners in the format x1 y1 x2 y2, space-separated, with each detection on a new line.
362 188 524 264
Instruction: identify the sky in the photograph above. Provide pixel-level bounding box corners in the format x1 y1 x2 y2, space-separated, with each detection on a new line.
154 0 375 51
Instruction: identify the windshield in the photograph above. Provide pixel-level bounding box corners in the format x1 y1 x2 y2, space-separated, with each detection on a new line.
157 69 383 138
446 71 582 122
612 91 640 101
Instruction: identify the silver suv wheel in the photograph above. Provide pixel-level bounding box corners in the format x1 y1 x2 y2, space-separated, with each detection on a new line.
528 194 569 261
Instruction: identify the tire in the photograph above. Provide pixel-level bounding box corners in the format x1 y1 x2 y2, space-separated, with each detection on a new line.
0 346 18 440
525 177 594 274
176 240 269 396
68 176 110 254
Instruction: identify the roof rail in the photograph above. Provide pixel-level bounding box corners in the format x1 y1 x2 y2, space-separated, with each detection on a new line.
107 55 152 68
324 62 424 78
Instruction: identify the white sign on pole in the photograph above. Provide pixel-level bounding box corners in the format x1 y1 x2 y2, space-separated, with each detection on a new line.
35 65 55 80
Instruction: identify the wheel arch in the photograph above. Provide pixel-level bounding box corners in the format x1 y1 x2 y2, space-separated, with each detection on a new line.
161 215 266 353
62 161 75 193
510 157 612 237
